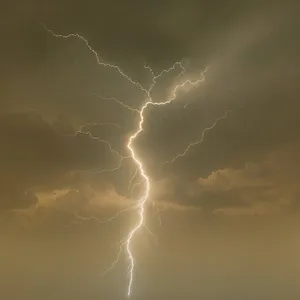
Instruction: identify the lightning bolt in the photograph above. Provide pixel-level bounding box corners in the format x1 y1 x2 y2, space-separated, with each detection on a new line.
45 25 230 297
124 66 208 295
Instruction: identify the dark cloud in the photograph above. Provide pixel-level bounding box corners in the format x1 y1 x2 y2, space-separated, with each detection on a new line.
52 114 75 135
0 111 117 210
0 190 38 210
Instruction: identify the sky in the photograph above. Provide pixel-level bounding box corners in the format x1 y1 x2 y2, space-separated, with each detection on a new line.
1 1 300 299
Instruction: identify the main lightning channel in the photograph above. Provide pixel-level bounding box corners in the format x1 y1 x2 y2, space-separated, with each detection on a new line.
124 71 208 295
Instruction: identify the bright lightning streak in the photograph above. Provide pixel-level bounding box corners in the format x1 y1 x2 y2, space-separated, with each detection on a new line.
45 24 213 297
125 102 151 297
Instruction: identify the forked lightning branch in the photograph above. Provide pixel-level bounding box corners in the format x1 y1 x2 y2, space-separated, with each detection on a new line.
45 25 229 297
